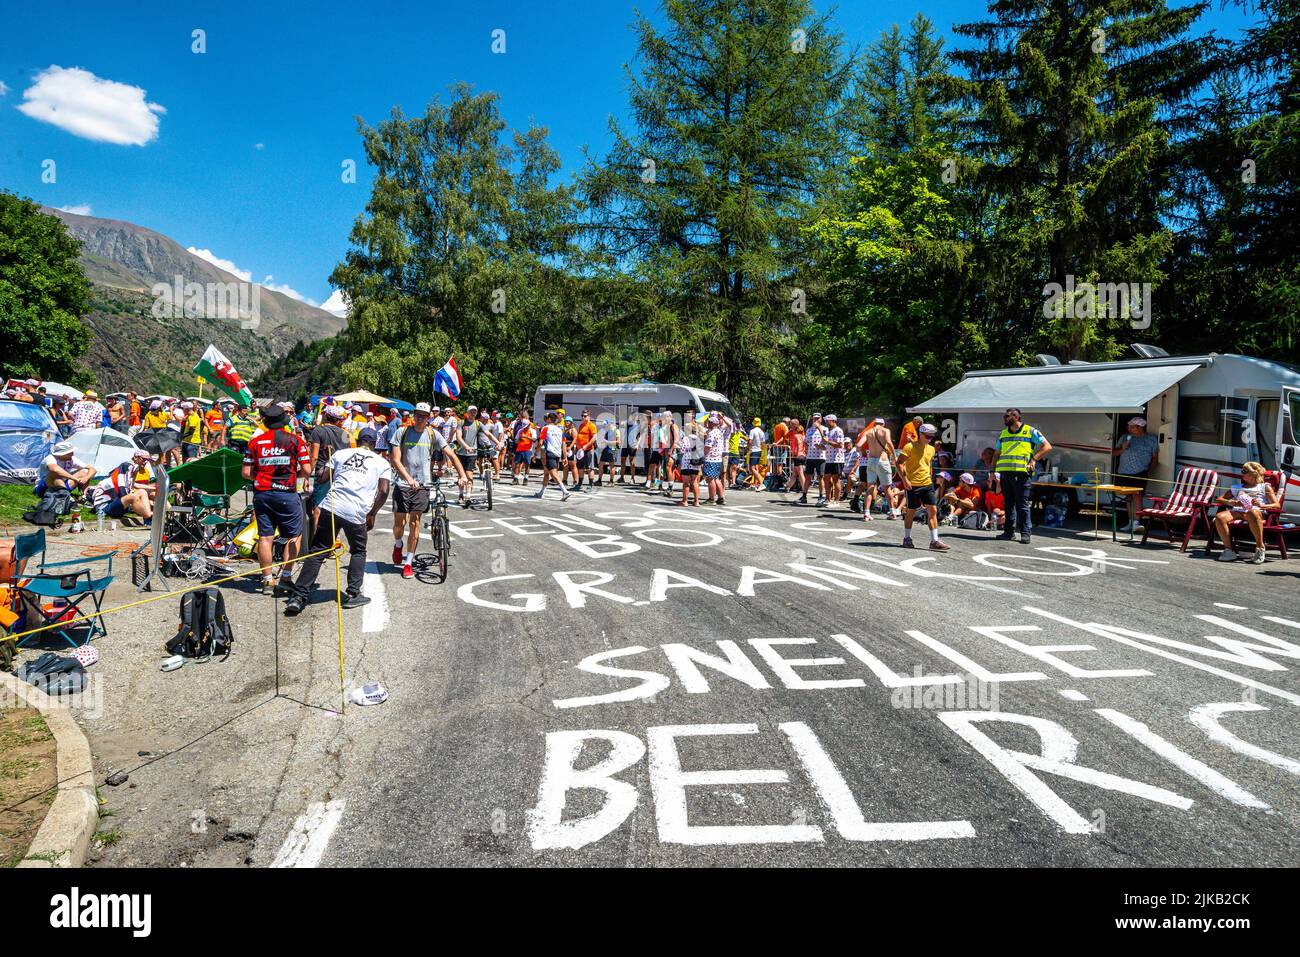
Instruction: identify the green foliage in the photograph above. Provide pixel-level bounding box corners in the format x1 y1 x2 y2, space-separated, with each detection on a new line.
0 192 93 385
582 0 853 415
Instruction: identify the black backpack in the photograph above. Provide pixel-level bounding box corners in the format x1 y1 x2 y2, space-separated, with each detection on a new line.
165 588 234 661
24 487 74 527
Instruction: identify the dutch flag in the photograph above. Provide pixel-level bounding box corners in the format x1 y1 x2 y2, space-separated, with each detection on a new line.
433 355 462 399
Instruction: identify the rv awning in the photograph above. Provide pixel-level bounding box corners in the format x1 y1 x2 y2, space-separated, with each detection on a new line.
910 362 1204 415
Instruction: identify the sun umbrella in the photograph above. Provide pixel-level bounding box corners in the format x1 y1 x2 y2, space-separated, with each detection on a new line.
68 427 143 480
136 427 181 457
333 390 392 404
167 448 248 495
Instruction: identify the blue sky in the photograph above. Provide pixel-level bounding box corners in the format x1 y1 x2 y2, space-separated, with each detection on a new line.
0 0 1254 313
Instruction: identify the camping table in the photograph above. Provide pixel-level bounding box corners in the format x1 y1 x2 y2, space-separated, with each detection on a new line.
1032 481 1145 542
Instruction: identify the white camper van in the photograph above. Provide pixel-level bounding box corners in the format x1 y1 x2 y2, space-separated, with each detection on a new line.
531 382 738 466
910 351 1300 518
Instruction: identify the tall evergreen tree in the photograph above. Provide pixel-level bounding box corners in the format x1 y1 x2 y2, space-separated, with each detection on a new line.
584 0 852 411
952 0 1216 362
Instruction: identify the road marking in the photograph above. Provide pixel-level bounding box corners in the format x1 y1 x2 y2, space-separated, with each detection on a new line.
271 799 346 868
362 562 389 632
1058 689 1089 701
1214 603 1248 610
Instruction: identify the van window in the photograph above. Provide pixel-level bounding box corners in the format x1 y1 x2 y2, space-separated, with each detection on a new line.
543 393 565 411
1256 398 1278 470
698 397 739 420
1177 396 1247 445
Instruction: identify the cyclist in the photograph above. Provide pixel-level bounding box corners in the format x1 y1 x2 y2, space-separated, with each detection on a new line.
390 402 469 579
476 408 504 479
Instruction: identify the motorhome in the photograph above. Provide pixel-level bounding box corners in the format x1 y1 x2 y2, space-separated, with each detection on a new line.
910 349 1300 518
531 382 739 466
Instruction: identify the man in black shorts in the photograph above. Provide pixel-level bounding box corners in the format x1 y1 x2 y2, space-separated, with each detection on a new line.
242 402 311 594
391 402 468 579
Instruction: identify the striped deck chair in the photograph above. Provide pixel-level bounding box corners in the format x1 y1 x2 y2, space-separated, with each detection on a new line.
1137 466 1219 551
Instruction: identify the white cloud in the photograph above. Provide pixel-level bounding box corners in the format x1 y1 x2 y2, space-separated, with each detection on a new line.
187 246 252 281
57 204 93 216
186 247 331 308
320 289 350 318
0 81 9 96
17 66 165 145
260 275 316 305
254 142 264 150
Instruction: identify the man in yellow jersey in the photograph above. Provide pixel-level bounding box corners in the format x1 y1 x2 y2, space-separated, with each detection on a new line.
896 422 949 551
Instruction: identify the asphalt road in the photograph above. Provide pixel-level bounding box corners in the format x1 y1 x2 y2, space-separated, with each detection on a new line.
235 477 1299 868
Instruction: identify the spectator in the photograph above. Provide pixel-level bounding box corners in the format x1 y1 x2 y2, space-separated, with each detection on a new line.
1114 416 1159 533
106 396 128 433
1211 462 1278 564
69 390 105 433
942 472 985 528
38 441 95 496
242 402 311 594
91 450 156 522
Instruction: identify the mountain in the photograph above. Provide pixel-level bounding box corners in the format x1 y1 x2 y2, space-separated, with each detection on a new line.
43 206 346 394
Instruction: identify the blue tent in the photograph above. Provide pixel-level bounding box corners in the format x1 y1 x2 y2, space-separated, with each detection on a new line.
0 400 59 485
382 399 415 412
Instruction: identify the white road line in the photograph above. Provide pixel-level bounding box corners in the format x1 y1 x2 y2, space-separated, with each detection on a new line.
1058 689 1089 701
271 799 346 868
361 562 389 632
1214 602 1248 610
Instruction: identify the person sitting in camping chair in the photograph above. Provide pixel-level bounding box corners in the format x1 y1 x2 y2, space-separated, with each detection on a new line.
91 450 156 523
1210 461 1279 565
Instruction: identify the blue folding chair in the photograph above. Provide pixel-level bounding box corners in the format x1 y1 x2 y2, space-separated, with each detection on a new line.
11 529 116 648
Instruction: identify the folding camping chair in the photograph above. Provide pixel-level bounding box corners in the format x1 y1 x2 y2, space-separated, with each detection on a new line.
1137 467 1219 552
1206 469 1291 560
7 529 115 648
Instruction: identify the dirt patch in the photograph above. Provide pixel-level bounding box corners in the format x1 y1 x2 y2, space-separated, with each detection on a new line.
0 707 57 867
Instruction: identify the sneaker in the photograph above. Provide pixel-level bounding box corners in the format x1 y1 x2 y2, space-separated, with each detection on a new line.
863 512 873 522
1252 548 1266 565
534 490 544 499
1216 549 1239 563
798 495 808 504
900 538 915 548
1019 534 1031 544
392 543 403 565
402 563 415 579
815 497 826 508
283 597 304 616
996 532 1015 541
561 490 571 501
929 540 951 551
259 578 275 595
341 593 372 609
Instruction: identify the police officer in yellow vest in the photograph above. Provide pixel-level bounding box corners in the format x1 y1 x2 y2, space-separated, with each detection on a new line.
228 408 259 456
996 407 1052 543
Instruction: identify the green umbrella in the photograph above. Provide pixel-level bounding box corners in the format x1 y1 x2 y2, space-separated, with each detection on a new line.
167 448 249 495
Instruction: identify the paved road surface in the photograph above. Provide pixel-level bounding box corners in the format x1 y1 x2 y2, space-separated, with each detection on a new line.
89 479 1300 867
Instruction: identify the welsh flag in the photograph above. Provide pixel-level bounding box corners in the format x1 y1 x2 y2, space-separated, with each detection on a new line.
194 344 253 407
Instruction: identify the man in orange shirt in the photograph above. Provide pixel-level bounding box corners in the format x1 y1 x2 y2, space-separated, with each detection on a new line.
942 472 985 528
770 417 789 488
204 405 225 450
574 408 599 491
127 391 142 429
898 415 922 450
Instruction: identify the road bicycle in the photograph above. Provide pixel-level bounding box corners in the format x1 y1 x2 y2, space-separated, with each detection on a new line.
416 479 452 582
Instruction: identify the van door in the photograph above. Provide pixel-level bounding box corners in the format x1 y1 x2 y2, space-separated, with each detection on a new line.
1277 387 1300 471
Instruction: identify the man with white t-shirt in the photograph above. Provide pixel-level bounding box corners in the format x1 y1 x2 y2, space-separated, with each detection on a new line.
284 428 391 615
534 410 572 501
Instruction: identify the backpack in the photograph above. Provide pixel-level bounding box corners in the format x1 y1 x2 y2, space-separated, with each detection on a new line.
24 487 74 527
165 588 234 661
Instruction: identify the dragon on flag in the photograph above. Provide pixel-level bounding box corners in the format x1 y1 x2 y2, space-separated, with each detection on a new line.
194 344 253 407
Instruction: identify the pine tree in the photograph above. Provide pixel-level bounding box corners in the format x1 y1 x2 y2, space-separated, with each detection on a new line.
583 0 852 410
952 0 1217 362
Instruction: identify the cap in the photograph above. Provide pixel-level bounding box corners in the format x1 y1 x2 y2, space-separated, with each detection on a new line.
919 423 938 435
84 390 99 399
357 428 378 445
959 472 976 485
414 402 432 414
753 417 762 426
811 412 822 419
873 417 885 424
326 404 346 419
260 402 288 426
149 400 162 410
826 413 837 421
132 449 152 461
1130 416 1147 427
52 441 75 456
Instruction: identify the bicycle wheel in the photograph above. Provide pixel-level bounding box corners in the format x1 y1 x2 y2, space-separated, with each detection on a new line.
434 508 450 580
484 470 493 510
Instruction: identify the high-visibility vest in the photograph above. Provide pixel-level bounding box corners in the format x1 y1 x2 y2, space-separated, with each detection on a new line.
995 424 1036 472
229 418 258 443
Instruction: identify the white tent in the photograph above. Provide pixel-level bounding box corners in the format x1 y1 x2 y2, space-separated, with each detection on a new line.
39 381 84 401
69 428 143 480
